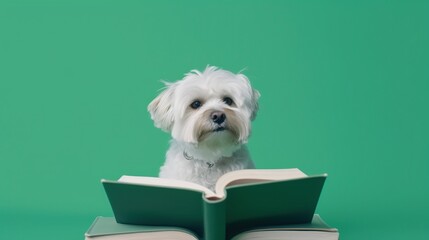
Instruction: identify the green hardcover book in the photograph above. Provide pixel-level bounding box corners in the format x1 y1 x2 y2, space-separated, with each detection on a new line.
84 215 338 240
84 216 198 240
101 168 327 240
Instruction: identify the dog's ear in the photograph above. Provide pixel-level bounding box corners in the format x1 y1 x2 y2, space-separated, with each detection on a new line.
237 73 260 121
249 89 260 121
148 82 177 132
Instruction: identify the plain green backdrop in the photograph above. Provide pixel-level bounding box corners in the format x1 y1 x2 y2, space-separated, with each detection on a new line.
1 0 428 239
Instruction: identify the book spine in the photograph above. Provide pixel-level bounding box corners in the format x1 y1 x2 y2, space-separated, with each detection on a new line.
203 198 226 240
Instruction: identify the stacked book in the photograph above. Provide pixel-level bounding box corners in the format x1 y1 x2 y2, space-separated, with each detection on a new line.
84 168 339 240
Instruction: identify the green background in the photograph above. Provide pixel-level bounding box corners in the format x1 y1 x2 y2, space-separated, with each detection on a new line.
1 0 428 239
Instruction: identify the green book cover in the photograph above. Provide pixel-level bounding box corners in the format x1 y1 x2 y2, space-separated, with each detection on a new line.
101 169 327 240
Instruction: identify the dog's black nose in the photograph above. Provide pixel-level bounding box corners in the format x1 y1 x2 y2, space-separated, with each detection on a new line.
211 111 226 125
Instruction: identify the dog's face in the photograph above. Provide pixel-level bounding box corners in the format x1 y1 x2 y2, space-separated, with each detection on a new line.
148 66 260 145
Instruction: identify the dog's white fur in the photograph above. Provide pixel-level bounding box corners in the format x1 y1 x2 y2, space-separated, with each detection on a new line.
148 66 260 190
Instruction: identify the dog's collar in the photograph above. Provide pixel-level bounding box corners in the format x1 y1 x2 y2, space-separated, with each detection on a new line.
183 151 215 168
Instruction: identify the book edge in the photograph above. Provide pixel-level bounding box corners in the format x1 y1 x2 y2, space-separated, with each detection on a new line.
84 216 101 237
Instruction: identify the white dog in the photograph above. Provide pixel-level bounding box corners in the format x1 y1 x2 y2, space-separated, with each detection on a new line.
148 66 260 190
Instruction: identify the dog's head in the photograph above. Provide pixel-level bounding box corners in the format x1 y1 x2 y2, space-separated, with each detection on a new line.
148 66 260 145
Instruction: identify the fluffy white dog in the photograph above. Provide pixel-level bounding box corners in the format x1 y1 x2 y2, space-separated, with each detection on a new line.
148 66 260 190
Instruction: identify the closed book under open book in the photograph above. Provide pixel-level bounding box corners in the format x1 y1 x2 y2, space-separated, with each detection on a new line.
85 215 338 240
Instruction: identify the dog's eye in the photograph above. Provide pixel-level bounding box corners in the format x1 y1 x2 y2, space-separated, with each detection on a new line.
190 100 202 109
223 97 234 106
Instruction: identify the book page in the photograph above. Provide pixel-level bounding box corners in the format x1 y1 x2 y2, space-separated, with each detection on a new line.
116 175 217 198
113 168 309 200
214 168 308 198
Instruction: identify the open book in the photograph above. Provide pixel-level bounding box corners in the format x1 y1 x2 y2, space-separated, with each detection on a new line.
85 215 339 240
115 168 310 199
102 168 328 240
